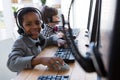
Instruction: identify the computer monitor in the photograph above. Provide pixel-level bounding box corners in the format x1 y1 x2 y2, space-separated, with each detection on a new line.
87 0 93 31
107 2 120 79
62 0 106 78
66 0 119 80
61 0 98 73
99 0 119 80
87 0 100 47
70 0 98 47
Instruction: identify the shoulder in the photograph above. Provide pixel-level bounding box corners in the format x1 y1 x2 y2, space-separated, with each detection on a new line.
14 36 24 44
13 35 30 48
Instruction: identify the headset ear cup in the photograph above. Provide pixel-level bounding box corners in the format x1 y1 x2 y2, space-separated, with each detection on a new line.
41 23 44 28
17 28 24 35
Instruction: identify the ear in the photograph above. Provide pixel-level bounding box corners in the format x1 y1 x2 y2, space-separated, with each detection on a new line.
41 23 44 28
17 28 24 35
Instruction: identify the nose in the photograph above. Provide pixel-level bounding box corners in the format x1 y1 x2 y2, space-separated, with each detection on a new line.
57 16 60 19
32 23 41 28
31 24 41 31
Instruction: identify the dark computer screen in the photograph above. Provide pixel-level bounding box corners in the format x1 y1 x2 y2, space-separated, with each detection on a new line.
64 0 106 78
99 0 120 80
87 0 93 31
108 1 120 79
63 0 120 79
88 0 101 47
62 0 96 73
78 0 98 47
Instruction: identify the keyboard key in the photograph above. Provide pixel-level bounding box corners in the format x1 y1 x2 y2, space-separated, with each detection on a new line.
37 75 69 80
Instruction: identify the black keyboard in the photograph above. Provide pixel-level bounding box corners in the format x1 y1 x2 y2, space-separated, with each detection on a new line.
54 40 78 63
37 75 70 80
54 47 75 63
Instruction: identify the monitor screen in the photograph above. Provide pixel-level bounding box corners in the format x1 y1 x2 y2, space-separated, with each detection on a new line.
67 0 98 47
88 0 100 46
63 0 119 79
107 1 120 79
61 0 90 29
61 0 97 73
87 0 96 33
62 0 119 79
98 0 118 80
62 0 114 76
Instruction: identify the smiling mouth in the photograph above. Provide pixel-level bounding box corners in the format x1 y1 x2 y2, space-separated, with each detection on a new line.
31 31 39 35
30 29 39 34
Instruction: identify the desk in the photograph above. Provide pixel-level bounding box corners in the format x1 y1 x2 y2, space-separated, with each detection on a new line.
13 29 97 80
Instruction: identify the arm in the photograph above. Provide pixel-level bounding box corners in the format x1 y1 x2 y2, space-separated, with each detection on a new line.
7 39 35 72
7 36 65 73
39 34 66 48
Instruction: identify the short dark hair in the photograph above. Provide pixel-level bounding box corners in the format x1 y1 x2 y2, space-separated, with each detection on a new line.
40 5 58 23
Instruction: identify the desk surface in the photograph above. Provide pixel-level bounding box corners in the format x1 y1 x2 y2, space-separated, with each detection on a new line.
13 29 97 80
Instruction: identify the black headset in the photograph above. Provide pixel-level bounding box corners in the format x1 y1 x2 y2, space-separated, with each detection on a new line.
16 7 44 35
47 17 60 23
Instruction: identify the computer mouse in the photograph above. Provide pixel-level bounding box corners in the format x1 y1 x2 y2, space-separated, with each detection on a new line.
60 63 70 71
48 62 70 71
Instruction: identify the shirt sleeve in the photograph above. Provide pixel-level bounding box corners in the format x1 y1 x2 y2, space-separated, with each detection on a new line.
7 39 35 73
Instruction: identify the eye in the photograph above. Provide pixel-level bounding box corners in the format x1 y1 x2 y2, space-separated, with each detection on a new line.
26 23 32 26
35 20 41 25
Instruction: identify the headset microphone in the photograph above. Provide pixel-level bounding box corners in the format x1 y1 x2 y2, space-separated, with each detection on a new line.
51 21 60 23
47 17 60 23
20 32 33 37
25 33 33 37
